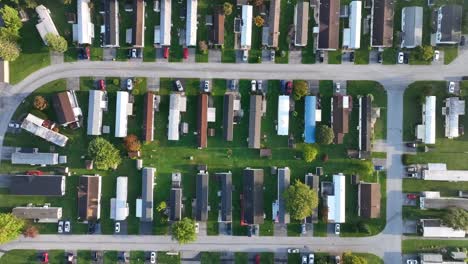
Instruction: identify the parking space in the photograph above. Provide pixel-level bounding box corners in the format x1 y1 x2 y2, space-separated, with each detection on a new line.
66 77 80 91
115 220 128 235
403 193 418 206
369 50 380 64
333 80 347 95
327 223 338 237
0 175 11 188
208 49 221 63
91 251 104 264
301 223 314 237
128 48 143 62
147 78 160 92
218 222 232 236
185 48 196 63
0 146 15 160
273 223 287 237
289 50 302 64
50 51 64 65
227 79 239 92
180 251 199 264
155 47 166 61
197 222 207 236
341 52 354 64
403 220 418 234
275 252 288 264
103 48 116 61
139 222 153 235
117 251 130 264
236 50 247 63
432 49 444 65
262 49 274 64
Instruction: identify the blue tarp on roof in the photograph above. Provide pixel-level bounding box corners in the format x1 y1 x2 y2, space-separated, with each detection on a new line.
305 96 317 143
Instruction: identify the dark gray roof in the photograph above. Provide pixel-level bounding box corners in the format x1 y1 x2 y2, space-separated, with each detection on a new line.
437 5 462 43
195 172 209 222
103 0 119 46
305 173 319 223
294 1 309 46
248 95 262 149
401 6 423 48
218 172 232 222
77 175 102 221
277 168 290 224
318 0 340 50
141 167 155 222
10 175 65 196
223 93 234 141
359 95 372 153
132 0 145 47
170 188 182 221
242 168 264 225
371 0 394 47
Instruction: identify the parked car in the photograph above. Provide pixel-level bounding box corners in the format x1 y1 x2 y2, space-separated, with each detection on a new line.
374 165 384 171
64 221 71 233
406 142 417 148
195 222 199 234
407 260 418 264
85 46 90 60
335 255 341 264
377 52 382 63
334 223 340 235
319 51 324 63
58 221 64 233
175 80 183 91
257 80 263 91
255 254 261 264
398 52 404 64
403 53 409 64
66 253 74 264
26 170 43 176
150 252 156 264
302 255 308 264
287 248 299 253
99 79 106 90
460 36 465 46
115 222 120 233
448 81 455 93
163 47 169 59
407 193 418 200
270 50 275 61
406 166 416 173
308 253 314 264
286 81 293 95
462 76 468 81
92 251 99 261
407 172 418 178
301 223 306 234
349 52 354 62
203 80 210 92
248 225 252 237
229 79 237 90
42 252 49 263
253 225 258 235
335 82 341 93
130 48 137 58
251 80 257 92
126 79 133 91
243 50 248 62
434 50 440 61
183 48 189 59
8 122 20 129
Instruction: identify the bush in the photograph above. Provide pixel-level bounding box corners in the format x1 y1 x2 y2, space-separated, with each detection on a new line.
303 144 318 163
113 78 119 86
123 134 141 152
316 125 334 145
293 80 308 100
33 96 48 110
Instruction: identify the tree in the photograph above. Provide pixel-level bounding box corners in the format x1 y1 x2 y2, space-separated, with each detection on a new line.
123 134 141 152
0 39 20 61
343 252 367 264
156 201 167 213
252 0 264 6
254 16 264 27
172 217 196 244
23 226 39 238
0 5 22 41
293 80 308 100
283 180 319 221
88 137 122 170
303 144 318 163
443 208 468 230
33 95 48 110
421 45 434 61
0 213 25 244
63 0 72 4
316 125 334 145
198 40 208 54
24 0 38 9
223 2 233 16
45 33 68 53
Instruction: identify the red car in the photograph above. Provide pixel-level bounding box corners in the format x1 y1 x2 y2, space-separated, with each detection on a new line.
163 47 169 59
99 79 106 90
286 81 293 95
407 194 417 200
42 252 49 263
26 170 43 176
183 48 189 59
255 254 260 264
85 46 90 60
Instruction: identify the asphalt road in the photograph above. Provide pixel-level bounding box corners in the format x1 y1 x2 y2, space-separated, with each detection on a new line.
0 50 467 263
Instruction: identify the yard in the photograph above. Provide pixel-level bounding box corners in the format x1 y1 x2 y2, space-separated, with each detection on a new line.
402 239 468 254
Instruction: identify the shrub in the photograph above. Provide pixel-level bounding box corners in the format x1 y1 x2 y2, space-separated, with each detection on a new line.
303 144 318 163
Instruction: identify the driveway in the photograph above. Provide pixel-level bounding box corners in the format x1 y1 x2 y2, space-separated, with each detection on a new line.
289 50 302 64
50 51 64 65
208 50 221 63
147 78 160 92
403 220 417 234
273 223 287 237
103 48 116 61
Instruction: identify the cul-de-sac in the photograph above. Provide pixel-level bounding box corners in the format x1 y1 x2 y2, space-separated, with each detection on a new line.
0 0 466 263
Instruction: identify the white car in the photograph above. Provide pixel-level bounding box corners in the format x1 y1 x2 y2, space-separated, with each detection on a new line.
335 82 341 93
131 48 137 58
407 260 418 264
335 255 341 264
150 252 156 263
257 80 263 91
302 255 308 264
251 80 257 92
398 52 404 64
58 221 63 234
175 80 183 92
115 222 120 233
434 50 440 61
287 248 300 254
242 50 248 62
308 253 315 264
448 81 455 93
270 50 275 61
126 79 133 91
195 222 199 234
64 221 71 233
335 223 340 235
203 80 210 92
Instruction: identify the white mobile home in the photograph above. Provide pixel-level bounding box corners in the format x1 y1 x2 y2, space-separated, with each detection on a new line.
277 96 290 136
416 96 436 144
75 0 94 44
327 174 346 223
160 0 172 46
241 5 253 49
186 0 198 46
115 91 133 138
110 176 129 221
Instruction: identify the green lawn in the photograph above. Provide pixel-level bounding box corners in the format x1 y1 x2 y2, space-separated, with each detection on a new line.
287 253 301 264
443 46 458 65
328 50 342 64
260 252 274 264
0 250 38 264
221 0 237 63
200 252 221 264
354 34 371 65
276 0 295 64
355 253 384 264
301 9 316 64
382 48 397 65
130 251 146 264
403 178 468 196
313 222 327 237
402 239 468 254
157 252 181 264
77 250 92 264
143 5 159 62
103 251 118 263
234 252 248 264
168 0 184 62
402 206 447 220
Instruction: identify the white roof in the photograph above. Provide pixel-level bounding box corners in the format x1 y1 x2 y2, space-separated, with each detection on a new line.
87 90 106 135
160 0 172 46
443 97 465 138
11 152 59 165
35 5 60 44
423 226 466 238
417 96 436 144
348 1 362 49
154 26 161 44
168 93 186 140
208 107 216 122
241 5 253 49
115 91 132 138
327 174 346 223
186 0 198 46
77 0 94 44
114 176 129 221
428 163 447 170
342 28 350 47
423 169 468 182
21 114 69 147
277 96 290 136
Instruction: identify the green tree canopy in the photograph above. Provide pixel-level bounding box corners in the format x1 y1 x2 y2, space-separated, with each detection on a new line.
283 180 319 220
0 38 20 61
88 137 122 170
420 45 434 61
316 125 334 145
343 252 367 264
223 2 233 16
172 217 196 244
303 144 318 163
0 5 22 41
293 80 308 100
0 213 25 244
443 208 468 230
45 33 68 53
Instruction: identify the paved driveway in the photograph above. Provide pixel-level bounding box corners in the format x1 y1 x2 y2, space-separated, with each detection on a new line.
208 50 221 63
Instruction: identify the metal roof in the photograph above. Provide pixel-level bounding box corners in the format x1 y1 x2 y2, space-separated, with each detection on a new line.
186 0 198 46
241 5 253 49
304 96 318 143
248 95 262 149
195 172 209 221
35 5 60 44
401 6 423 48
87 90 106 135
10 175 66 196
21 114 69 147
11 152 59 165
348 1 362 49
416 96 436 144
112 176 129 221
160 0 172 46
77 0 94 44
13 207 62 221
242 168 264 225
294 1 309 46
277 96 290 136
436 5 462 44
115 91 132 138
443 97 465 139
277 168 290 224
141 168 155 222
327 174 346 223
